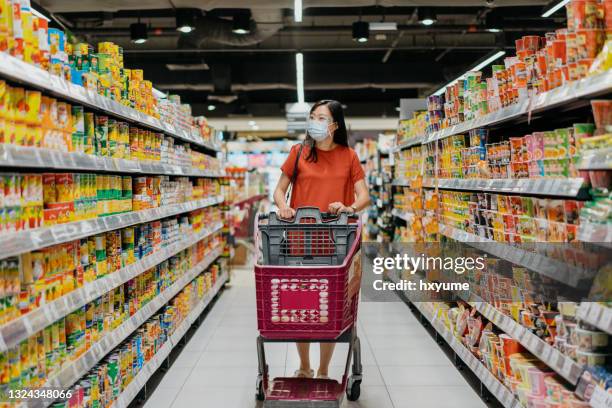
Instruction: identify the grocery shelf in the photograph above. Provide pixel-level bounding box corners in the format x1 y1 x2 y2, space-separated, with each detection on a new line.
392 135 426 152
389 274 522 408
0 194 224 259
0 144 226 177
391 208 419 222
0 222 223 353
391 178 413 187
422 70 612 144
423 177 585 198
0 53 222 153
576 303 612 335
111 270 228 408
577 222 612 246
230 193 268 207
35 246 225 408
439 224 589 288
469 301 584 386
577 148 612 170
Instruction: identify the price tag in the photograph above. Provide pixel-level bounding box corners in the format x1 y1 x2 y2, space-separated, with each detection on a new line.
599 307 612 333
590 385 612 408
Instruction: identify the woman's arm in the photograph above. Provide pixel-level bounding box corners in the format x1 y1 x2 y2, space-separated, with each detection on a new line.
328 179 371 214
351 179 371 212
273 173 296 218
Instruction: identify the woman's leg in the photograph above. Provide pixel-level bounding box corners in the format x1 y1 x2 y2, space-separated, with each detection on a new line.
318 343 336 377
297 342 311 372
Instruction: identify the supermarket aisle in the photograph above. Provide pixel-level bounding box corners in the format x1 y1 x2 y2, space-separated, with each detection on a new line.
144 267 487 408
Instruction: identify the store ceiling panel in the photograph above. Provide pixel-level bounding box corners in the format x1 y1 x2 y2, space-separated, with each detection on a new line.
39 1 564 117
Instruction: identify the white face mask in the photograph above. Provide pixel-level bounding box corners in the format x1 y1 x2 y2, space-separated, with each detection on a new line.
307 118 330 141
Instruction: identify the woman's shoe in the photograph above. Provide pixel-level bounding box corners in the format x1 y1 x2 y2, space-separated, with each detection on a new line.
317 373 330 380
294 369 314 378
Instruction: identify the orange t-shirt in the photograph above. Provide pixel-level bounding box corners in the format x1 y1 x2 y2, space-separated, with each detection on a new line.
281 144 366 212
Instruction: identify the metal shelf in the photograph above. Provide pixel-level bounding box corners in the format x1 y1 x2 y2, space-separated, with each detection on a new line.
0 53 222 153
0 195 224 259
391 178 415 187
33 248 225 408
392 135 425 152
390 275 522 408
577 148 612 170
0 144 225 177
110 271 227 408
577 303 612 335
422 70 612 143
0 222 223 352
469 300 584 386
423 178 585 198
439 224 590 288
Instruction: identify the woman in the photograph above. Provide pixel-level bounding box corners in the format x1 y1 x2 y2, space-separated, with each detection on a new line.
273 99 370 379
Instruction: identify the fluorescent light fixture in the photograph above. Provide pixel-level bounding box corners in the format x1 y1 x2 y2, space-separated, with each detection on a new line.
248 120 256 126
421 19 435 26
294 0 302 22
352 21 369 43
296 52 305 104
418 8 437 26
208 104 216 111
433 50 506 96
130 23 148 44
542 0 570 17
487 28 502 33
166 63 209 71
232 13 251 35
176 9 197 33
369 22 397 31
31 7 50 21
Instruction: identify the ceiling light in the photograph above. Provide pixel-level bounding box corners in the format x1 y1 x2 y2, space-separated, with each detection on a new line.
369 22 397 31
166 63 210 71
487 28 502 33
252 125 260 131
295 53 305 103
232 13 251 35
542 0 570 17
352 21 369 43
176 9 197 33
130 23 148 44
294 0 302 22
418 8 437 26
433 50 506 95
208 104 216 111
248 120 256 126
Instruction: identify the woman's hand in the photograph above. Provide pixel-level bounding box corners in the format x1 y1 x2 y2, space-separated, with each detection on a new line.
278 206 296 219
328 202 354 214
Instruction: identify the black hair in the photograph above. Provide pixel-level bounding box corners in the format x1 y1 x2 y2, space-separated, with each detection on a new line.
304 99 349 162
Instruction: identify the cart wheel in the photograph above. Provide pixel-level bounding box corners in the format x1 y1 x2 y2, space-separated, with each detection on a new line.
256 376 265 401
346 377 361 401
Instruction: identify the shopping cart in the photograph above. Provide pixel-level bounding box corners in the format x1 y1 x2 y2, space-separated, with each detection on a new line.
254 207 363 407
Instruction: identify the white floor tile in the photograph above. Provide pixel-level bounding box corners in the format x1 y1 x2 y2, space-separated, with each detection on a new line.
171 386 257 408
197 349 286 368
156 368 193 388
143 387 180 408
342 386 394 408
373 347 452 366
388 385 487 408
379 365 469 387
170 351 202 368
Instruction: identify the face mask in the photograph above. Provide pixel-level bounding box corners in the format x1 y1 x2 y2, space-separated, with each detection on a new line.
307 119 330 141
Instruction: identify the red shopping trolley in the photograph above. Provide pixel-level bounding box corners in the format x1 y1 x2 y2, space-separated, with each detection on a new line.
254 207 363 407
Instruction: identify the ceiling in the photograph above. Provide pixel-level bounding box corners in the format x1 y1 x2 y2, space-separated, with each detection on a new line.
37 0 564 119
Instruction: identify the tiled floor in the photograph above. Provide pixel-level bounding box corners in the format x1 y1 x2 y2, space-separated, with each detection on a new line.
144 267 487 408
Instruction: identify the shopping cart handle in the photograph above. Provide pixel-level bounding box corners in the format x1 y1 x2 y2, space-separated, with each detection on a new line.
258 209 358 222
